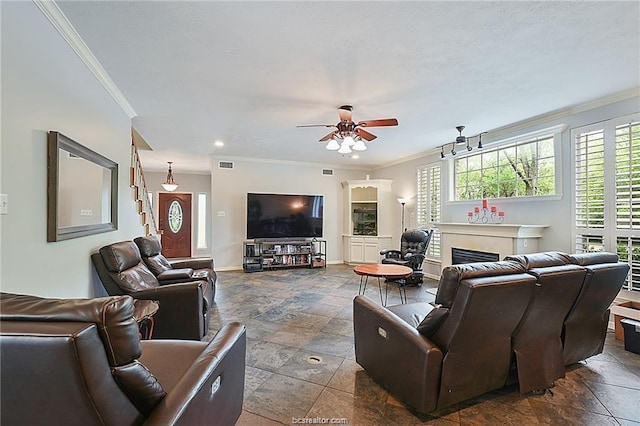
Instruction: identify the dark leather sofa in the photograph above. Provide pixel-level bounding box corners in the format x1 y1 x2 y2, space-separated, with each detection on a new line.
353 251 629 413
91 240 213 340
0 292 245 425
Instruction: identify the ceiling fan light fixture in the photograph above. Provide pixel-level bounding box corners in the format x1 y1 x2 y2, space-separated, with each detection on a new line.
326 138 340 150
338 142 352 154
352 139 367 151
162 161 178 192
343 135 355 146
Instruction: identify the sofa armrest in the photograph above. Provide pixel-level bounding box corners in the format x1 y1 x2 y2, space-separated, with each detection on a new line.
380 249 402 259
169 258 214 271
353 295 443 413
157 268 194 283
143 323 246 426
132 282 206 340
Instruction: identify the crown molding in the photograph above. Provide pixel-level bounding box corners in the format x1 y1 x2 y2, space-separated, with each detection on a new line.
33 0 137 118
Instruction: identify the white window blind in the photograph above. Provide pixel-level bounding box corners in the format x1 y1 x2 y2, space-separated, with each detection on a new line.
573 117 639 291
417 163 441 259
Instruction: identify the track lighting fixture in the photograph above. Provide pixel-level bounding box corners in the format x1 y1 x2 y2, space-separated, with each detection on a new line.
438 127 487 159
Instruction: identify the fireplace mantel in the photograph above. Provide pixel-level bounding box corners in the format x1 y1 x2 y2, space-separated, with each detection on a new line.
434 222 548 269
434 223 547 239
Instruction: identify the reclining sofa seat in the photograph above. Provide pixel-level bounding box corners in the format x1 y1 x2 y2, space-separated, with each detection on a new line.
505 252 587 394
134 235 216 300
0 292 246 426
91 241 213 340
563 252 630 365
354 260 537 413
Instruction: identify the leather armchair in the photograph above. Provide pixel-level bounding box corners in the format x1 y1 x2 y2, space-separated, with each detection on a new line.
0 292 245 426
134 236 216 302
354 261 536 413
91 240 213 340
380 229 432 285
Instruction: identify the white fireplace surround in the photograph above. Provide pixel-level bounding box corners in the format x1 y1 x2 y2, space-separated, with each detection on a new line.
435 223 548 269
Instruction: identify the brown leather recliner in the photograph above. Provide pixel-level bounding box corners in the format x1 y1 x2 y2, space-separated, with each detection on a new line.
505 252 587 394
563 252 630 365
91 240 213 340
134 235 216 300
0 292 245 426
354 260 537 413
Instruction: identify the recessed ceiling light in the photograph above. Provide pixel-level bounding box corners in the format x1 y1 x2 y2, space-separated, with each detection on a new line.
214 140 224 147
352 154 359 159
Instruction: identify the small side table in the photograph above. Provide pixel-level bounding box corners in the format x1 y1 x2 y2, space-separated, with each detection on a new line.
133 299 159 340
354 264 413 306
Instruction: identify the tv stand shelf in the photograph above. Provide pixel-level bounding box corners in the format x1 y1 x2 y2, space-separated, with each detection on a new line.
243 239 326 272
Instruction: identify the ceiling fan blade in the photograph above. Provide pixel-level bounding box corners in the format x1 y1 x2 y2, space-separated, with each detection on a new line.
338 105 353 122
296 124 336 128
357 118 398 128
354 128 377 141
319 131 338 142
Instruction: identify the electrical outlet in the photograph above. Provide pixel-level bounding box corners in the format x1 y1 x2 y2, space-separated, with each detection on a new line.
80 209 93 216
0 194 7 215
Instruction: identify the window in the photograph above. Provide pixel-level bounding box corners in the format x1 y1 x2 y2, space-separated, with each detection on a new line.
454 132 558 200
417 163 441 259
573 116 640 291
197 193 207 249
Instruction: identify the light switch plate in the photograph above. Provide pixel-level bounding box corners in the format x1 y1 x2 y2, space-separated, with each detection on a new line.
217 211 226 217
0 194 7 215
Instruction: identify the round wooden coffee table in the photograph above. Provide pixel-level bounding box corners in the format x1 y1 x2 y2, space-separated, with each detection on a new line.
354 264 413 306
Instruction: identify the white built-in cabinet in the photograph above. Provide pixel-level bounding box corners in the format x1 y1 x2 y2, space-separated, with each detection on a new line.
342 179 394 263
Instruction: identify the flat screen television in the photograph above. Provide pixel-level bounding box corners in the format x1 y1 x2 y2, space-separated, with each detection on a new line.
246 193 323 239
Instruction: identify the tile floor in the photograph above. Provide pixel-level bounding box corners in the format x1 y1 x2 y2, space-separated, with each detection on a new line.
205 264 640 425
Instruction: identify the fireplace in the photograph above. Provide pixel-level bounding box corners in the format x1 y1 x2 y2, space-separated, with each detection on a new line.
452 248 500 264
435 223 547 272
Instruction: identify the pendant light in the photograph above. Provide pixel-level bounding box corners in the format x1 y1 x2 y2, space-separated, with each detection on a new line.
162 162 178 192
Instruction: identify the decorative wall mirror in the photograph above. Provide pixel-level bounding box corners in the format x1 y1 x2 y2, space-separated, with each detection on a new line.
47 131 118 242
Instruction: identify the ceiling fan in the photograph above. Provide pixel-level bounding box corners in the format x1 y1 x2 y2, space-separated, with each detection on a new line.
297 105 398 153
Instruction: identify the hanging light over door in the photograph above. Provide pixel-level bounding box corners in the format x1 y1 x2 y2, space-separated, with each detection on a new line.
162 162 178 192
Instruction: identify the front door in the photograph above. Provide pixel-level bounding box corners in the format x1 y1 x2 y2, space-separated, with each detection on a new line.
158 193 192 258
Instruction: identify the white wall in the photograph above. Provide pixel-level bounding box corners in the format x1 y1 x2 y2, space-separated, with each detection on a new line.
374 94 640 268
144 171 212 258
210 158 366 270
0 2 142 297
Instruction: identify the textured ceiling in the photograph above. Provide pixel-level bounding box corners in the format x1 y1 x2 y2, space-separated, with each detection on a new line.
56 1 640 172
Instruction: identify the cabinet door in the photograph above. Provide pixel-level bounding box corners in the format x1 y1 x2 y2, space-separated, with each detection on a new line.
350 241 365 263
364 240 380 263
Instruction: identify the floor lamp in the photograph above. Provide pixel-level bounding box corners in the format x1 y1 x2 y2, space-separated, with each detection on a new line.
397 198 407 233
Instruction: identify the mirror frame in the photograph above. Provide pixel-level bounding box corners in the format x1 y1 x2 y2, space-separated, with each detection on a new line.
47 131 118 242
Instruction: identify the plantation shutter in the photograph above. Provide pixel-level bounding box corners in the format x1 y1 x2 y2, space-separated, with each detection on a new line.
417 163 441 259
573 116 639 291
614 121 640 291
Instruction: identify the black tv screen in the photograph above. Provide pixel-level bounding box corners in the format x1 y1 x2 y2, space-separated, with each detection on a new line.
247 193 323 239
